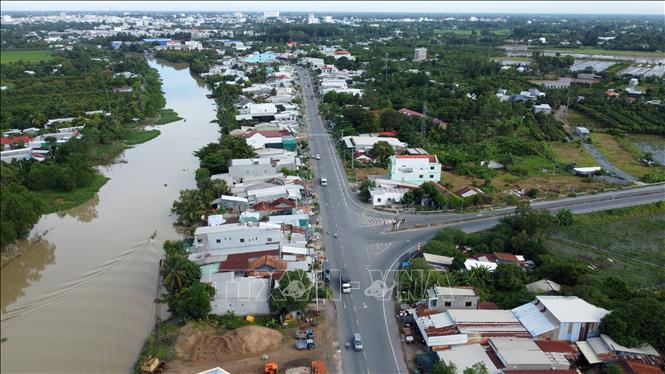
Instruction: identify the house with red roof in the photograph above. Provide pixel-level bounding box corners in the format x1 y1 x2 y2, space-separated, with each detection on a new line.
388 154 441 185
1 136 32 150
244 129 292 149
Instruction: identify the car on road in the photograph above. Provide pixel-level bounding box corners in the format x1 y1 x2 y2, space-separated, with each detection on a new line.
320 178 328 186
353 333 364 351
315 154 321 160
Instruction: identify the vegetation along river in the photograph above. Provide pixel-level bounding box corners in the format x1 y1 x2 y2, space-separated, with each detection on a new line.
0 59 218 373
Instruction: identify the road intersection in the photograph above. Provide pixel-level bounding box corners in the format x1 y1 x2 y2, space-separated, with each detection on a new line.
295 66 665 374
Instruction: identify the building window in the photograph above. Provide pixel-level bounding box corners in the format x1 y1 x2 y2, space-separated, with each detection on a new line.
267 238 273 242
444 301 451 307
429 175 434 179
430 166 434 170
216 239 221 243
430 299 437 307
197 238 203 243
419 175 423 179
377 198 382 202
465 302 472 307
240 238 245 243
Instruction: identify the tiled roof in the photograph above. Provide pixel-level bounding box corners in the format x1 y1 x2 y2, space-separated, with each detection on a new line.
247 255 287 272
218 250 279 272
1 136 32 145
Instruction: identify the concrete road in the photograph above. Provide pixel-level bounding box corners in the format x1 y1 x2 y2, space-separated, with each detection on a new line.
295 66 665 374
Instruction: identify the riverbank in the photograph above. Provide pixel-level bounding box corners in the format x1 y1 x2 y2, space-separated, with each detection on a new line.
1 56 220 374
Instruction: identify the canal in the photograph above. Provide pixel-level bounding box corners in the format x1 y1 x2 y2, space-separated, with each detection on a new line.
0 59 218 373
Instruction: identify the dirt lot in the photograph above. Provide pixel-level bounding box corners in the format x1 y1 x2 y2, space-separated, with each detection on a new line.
163 302 340 374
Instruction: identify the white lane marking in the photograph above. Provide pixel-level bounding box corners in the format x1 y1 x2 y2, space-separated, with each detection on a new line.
380 243 421 374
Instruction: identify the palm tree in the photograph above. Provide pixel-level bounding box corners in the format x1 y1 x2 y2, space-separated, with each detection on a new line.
162 255 189 294
555 208 574 227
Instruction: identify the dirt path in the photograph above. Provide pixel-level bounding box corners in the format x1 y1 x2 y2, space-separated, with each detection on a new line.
554 106 571 134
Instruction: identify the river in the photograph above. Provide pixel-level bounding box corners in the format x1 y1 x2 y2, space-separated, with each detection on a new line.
0 59 218 373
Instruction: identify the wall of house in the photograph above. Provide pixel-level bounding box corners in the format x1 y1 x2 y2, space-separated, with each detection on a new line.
429 294 480 311
371 191 405 206
194 227 282 253
389 157 441 185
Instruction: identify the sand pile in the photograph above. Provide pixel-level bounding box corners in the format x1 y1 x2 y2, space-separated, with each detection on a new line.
174 323 283 362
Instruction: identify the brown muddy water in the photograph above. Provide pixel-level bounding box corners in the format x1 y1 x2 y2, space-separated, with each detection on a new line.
0 59 218 373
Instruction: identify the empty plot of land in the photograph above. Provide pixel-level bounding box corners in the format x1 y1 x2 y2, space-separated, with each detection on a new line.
0 49 53 64
569 60 615 72
547 204 665 287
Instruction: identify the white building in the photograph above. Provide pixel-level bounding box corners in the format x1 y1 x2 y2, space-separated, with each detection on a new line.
414 48 427 62
263 11 279 18
388 154 441 186
184 40 203 50
342 135 407 152
192 223 283 254
369 187 410 207
229 158 277 182
533 103 552 114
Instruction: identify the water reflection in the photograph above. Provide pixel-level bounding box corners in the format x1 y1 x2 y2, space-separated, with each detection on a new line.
56 194 100 223
0 236 56 313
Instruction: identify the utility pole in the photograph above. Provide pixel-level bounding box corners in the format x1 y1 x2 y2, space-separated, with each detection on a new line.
384 53 388 82
421 102 427 144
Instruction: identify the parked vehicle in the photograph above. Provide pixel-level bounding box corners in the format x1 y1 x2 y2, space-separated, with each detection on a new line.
353 333 364 351
320 177 328 186
315 154 321 160
341 269 351 294
295 329 314 339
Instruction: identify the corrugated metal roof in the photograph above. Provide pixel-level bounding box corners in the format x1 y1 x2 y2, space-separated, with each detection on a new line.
512 301 557 337
576 341 602 364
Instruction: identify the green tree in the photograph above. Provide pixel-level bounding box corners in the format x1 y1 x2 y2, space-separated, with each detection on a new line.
169 282 215 321
379 108 402 131
605 364 623 374
555 208 574 227
463 362 489 374
0 184 45 248
368 141 395 167
432 362 456 374
493 264 525 292
171 189 207 232
162 255 201 294
270 270 314 313
600 297 665 352
358 179 375 202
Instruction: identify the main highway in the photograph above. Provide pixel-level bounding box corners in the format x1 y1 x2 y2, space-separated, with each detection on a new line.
295 66 665 374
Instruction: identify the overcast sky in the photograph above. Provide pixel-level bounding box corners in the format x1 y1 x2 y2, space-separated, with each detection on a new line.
1 1 663 15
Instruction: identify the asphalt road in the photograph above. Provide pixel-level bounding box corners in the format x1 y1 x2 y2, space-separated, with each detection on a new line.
295 66 665 374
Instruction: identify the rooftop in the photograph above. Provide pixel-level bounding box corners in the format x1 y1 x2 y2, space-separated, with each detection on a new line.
394 154 438 163
433 286 477 297
437 344 501 374
448 309 520 324
536 296 610 323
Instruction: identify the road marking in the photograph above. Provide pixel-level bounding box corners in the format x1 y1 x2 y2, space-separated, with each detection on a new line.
343 302 347 310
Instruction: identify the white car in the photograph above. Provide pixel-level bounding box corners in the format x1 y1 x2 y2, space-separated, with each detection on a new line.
315 154 321 160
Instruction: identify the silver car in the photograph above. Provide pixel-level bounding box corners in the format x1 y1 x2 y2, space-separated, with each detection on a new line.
353 333 363 351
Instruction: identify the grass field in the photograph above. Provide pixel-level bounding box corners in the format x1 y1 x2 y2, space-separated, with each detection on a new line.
126 129 161 145
156 108 182 125
547 202 665 287
591 133 658 178
35 174 110 213
550 142 597 166
540 47 665 58
1 49 53 64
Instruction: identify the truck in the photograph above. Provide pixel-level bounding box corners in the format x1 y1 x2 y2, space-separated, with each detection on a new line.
341 268 351 294
320 178 328 186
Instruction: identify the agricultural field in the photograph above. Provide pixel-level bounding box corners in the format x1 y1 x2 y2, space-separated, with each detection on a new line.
0 49 53 64
546 203 665 287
